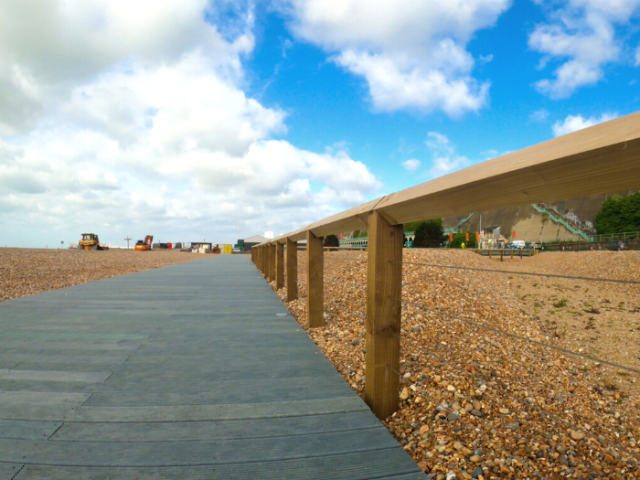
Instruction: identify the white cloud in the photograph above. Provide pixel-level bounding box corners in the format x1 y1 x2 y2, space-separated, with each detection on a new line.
425 132 472 178
403 159 421 172
529 0 640 98
0 1 381 247
529 108 550 122
636 45 640 67
552 113 618 137
278 0 511 115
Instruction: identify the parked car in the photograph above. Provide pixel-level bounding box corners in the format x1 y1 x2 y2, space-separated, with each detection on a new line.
526 242 540 250
607 240 628 251
507 240 526 249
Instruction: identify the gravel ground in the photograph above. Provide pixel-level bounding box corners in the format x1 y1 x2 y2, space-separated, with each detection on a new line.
0 248 204 302
273 249 640 480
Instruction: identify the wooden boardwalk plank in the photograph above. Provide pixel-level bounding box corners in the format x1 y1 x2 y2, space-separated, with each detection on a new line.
0 256 423 479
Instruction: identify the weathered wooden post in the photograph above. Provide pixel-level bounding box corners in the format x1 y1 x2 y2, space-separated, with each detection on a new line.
286 238 298 301
500 249 503 262
489 249 492 259
365 211 403 420
268 243 276 282
276 242 284 290
306 231 324 328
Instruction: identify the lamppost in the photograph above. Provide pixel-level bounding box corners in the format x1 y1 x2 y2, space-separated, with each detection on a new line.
125 237 132 249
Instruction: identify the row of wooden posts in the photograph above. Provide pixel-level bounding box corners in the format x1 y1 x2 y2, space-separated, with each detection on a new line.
251 212 403 420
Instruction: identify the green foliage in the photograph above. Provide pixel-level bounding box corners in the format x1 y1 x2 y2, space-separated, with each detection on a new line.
403 221 424 233
449 231 477 248
324 234 340 247
553 298 568 308
595 192 640 234
413 219 445 248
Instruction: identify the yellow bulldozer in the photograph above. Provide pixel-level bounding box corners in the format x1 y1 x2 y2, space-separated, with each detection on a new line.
79 233 109 251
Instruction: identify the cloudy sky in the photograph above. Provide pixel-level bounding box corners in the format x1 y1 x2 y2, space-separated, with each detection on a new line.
1 0 639 248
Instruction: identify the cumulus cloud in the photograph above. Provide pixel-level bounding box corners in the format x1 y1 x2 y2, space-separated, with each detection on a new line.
529 0 640 98
402 159 421 172
552 113 618 137
277 0 510 116
425 132 472 178
0 1 381 247
636 45 640 67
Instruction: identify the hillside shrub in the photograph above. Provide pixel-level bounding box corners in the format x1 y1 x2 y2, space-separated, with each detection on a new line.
413 219 446 248
595 192 640 234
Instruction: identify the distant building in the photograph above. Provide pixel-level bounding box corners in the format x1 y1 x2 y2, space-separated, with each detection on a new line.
239 235 269 251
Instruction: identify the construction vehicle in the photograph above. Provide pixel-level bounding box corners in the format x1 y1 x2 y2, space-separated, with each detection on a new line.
134 235 153 251
78 233 109 251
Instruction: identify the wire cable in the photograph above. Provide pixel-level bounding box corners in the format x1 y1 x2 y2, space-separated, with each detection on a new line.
398 261 640 285
395 297 640 376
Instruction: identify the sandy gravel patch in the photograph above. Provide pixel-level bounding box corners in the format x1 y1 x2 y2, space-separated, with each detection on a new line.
272 249 640 479
0 248 205 302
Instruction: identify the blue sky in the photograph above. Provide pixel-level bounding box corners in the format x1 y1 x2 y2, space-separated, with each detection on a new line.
0 0 639 247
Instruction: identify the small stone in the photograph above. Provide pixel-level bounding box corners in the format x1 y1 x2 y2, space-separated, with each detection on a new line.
570 430 585 441
419 425 429 435
446 473 457 480
470 455 482 463
499 408 509 414
447 385 456 392
400 388 410 400
471 467 484 478
453 441 464 450
351 340 360 346
447 412 460 422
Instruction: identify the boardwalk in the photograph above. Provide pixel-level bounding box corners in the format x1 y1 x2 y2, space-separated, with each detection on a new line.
0 255 424 479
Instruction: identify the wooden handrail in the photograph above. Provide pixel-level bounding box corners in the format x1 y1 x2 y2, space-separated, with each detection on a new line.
258 111 640 246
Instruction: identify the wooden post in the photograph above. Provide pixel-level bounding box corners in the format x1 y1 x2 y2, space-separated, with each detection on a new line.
489 249 492 259
276 242 284 290
268 243 276 282
520 249 523 259
365 211 403 420
306 231 324 328
510 249 514 259
500 250 503 262
262 246 267 278
286 238 298 302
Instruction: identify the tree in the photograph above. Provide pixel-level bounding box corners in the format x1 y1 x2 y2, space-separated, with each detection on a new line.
413 219 446 248
324 234 340 247
595 192 640 234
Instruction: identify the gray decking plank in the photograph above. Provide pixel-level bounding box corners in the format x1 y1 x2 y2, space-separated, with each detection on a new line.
0 255 423 478
0 429 399 466
0 420 62 440
51 411 382 442
14 449 419 479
